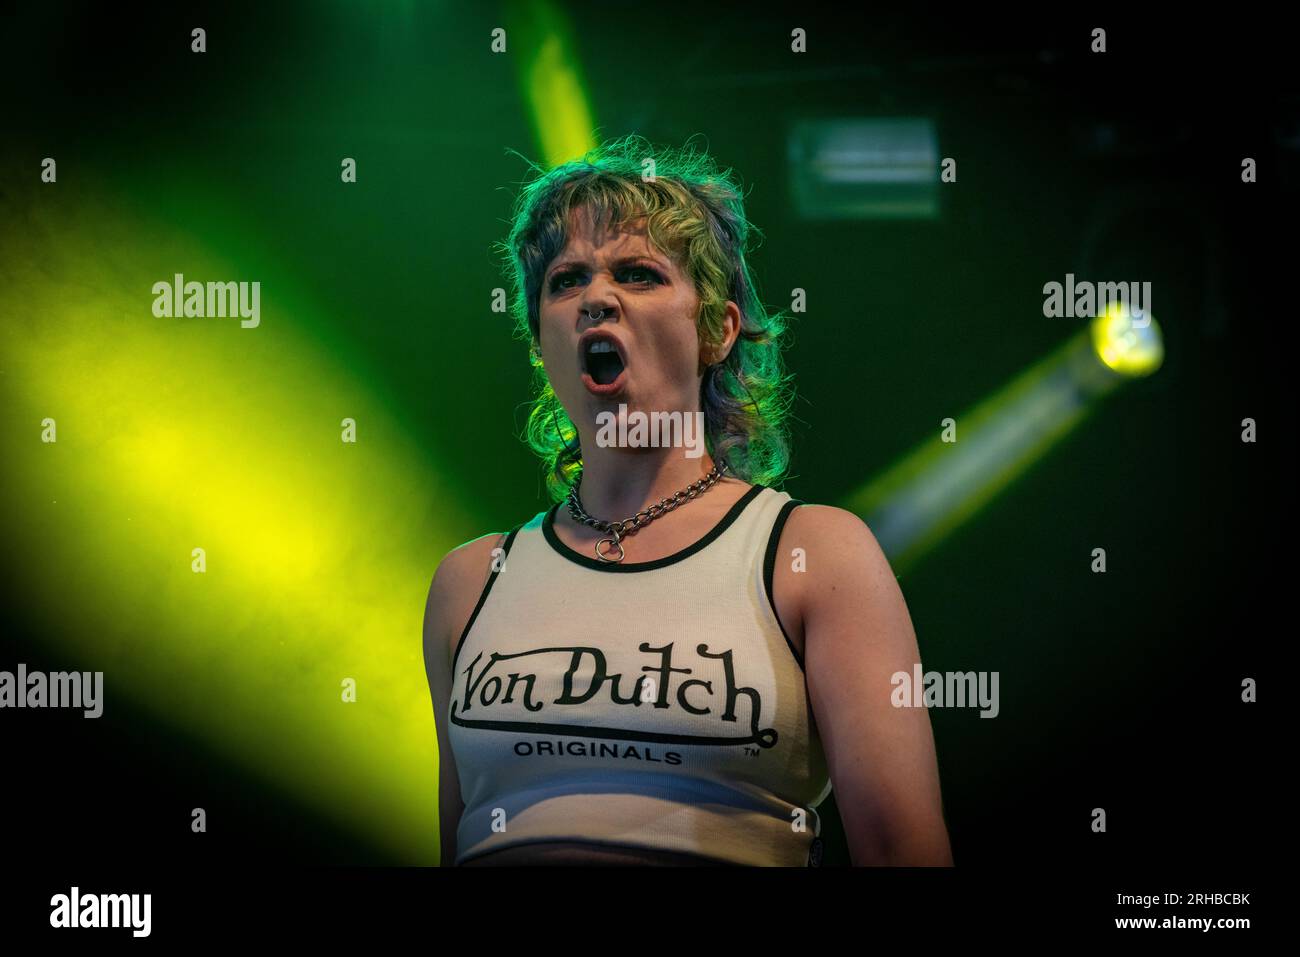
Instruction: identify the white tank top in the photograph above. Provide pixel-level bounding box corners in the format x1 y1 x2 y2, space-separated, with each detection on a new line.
447 483 833 866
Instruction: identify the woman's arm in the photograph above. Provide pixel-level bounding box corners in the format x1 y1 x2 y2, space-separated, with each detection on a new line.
423 532 506 867
791 505 954 866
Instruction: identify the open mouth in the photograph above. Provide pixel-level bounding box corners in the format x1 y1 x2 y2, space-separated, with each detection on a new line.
580 332 628 389
585 342 625 384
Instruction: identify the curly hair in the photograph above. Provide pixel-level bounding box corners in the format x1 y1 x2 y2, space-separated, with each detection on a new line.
494 133 796 503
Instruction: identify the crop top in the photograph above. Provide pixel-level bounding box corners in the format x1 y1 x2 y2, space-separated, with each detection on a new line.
446 483 834 866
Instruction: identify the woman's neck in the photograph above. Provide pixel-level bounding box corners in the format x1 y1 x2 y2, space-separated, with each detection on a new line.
568 446 726 521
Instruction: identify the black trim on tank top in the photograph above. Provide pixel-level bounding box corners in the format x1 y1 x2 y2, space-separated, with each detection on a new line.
451 522 524 673
542 482 767 572
764 498 806 672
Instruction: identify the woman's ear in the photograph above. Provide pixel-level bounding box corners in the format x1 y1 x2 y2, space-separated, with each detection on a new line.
699 304 742 373
715 301 742 362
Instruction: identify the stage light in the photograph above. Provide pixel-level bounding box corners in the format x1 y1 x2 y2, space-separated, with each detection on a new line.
788 118 941 220
844 308 1165 573
511 0 597 166
1090 300 1164 377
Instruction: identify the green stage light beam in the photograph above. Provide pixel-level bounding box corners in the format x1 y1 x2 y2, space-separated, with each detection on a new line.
843 302 1164 575
509 0 598 166
0 176 467 864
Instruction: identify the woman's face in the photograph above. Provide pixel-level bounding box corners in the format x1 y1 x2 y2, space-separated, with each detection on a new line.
537 206 710 437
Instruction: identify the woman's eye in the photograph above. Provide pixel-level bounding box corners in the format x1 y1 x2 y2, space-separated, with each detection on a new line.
548 266 660 293
623 267 660 284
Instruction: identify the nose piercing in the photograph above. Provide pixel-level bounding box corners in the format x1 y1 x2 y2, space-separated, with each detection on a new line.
585 308 606 321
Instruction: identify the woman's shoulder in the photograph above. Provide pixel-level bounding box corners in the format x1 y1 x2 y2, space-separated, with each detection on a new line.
776 502 895 606
781 498 875 526
425 531 510 664
434 501 554 576
777 500 885 555
435 531 508 584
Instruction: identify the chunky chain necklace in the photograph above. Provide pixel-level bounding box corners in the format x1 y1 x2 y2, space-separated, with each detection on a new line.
565 462 727 563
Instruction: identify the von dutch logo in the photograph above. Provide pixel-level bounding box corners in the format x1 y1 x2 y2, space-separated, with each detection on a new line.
451 641 778 749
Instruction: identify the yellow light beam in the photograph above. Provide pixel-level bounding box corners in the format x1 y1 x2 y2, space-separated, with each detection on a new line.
0 177 463 863
509 0 598 166
843 303 1164 574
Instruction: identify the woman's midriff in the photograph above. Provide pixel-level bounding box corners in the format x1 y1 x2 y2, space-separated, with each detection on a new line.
459 841 736 867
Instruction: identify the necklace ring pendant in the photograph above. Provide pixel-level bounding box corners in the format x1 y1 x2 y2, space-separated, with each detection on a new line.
595 536 625 563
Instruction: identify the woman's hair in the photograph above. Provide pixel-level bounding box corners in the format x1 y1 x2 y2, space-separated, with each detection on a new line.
495 133 796 503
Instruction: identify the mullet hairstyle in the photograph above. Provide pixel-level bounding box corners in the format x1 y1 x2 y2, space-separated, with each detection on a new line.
495 133 796 503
